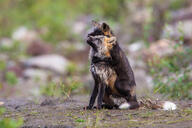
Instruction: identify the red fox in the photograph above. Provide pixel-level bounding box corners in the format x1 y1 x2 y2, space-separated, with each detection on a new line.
86 21 177 110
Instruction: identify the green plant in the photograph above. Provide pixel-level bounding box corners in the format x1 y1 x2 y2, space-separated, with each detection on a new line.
0 107 6 115
169 0 187 10
0 41 28 60
0 0 126 43
75 118 85 123
0 107 23 128
66 63 77 75
5 71 18 86
41 82 68 97
148 45 192 99
41 79 82 97
0 61 6 71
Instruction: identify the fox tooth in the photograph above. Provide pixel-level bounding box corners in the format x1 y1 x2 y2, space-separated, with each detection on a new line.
162 101 177 110
119 102 130 109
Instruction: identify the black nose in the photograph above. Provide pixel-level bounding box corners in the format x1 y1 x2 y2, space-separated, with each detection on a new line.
87 36 93 43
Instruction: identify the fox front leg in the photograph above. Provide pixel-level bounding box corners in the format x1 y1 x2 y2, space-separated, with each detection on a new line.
97 83 106 109
87 80 99 109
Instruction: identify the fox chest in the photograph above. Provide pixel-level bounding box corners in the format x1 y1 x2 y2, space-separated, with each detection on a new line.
91 64 118 94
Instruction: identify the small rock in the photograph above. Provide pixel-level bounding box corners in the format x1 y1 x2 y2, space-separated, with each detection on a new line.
7 62 23 77
150 39 175 56
58 41 86 52
12 26 38 43
162 20 192 45
171 7 192 23
132 8 152 24
23 68 48 81
72 21 86 35
27 41 52 56
23 54 69 74
135 69 153 93
0 101 4 106
0 54 8 61
128 41 145 53
40 99 55 106
143 39 182 61
0 38 13 48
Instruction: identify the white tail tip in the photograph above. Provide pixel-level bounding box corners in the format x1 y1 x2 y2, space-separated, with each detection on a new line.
163 101 177 110
119 102 130 109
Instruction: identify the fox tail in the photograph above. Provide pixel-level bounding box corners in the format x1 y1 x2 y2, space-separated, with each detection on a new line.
119 98 177 110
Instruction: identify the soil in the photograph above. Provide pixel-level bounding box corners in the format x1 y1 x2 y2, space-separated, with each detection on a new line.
0 95 192 128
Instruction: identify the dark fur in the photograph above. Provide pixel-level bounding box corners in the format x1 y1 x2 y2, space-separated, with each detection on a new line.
86 21 139 109
109 42 139 109
87 35 118 109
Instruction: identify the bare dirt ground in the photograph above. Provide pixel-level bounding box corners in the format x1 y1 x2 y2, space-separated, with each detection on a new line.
1 95 192 128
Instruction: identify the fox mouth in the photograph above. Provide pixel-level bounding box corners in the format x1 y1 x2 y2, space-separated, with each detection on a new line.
86 35 98 51
86 36 93 44
87 35 103 45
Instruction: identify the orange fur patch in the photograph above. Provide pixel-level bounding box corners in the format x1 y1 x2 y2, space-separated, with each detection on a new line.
103 37 112 57
104 31 112 37
107 72 120 95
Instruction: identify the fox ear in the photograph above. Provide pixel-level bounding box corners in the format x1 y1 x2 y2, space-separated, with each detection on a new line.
101 23 110 32
92 20 101 28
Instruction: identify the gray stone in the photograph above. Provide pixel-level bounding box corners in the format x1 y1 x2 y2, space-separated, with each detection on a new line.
23 54 69 74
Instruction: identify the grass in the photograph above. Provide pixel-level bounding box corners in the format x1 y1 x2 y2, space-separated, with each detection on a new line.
75 118 85 123
1 100 192 128
41 79 83 98
0 107 23 128
5 71 18 86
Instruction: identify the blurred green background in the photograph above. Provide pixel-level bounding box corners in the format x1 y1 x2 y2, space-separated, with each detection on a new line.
0 0 126 42
0 0 192 100
0 0 192 127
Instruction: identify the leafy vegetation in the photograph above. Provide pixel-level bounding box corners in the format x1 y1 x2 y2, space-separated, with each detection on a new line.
0 0 126 43
41 79 83 97
0 107 23 128
66 62 78 75
148 45 192 99
0 61 6 71
0 41 27 60
5 71 18 86
75 118 85 123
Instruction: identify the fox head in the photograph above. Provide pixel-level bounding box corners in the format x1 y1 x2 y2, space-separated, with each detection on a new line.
87 21 117 58
88 20 114 37
87 35 116 58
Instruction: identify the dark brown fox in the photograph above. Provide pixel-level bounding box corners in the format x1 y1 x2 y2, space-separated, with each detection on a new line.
86 21 139 109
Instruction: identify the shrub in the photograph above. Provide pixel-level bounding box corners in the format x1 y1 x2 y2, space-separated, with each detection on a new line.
0 0 126 42
5 71 18 86
148 45 192 99
41 79 82 98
